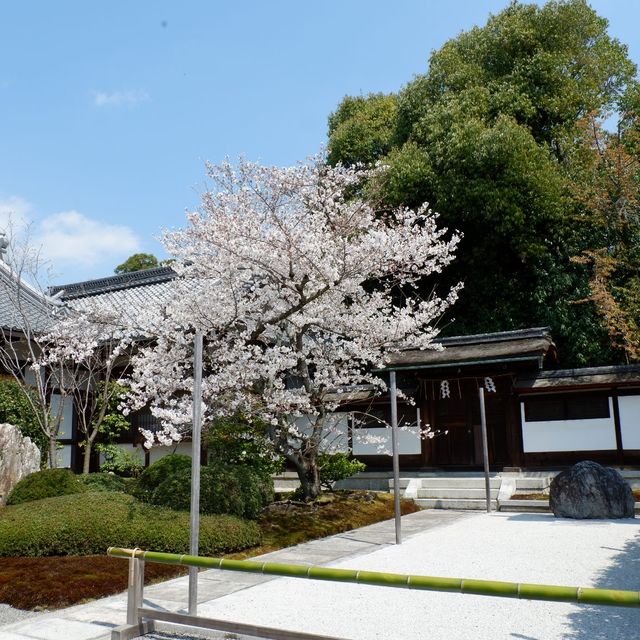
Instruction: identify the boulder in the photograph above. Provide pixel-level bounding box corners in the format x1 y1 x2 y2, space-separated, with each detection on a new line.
550 460 635 519
0 423 40 504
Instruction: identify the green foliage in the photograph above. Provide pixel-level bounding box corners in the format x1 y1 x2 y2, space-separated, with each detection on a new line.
150 462 273 520
97 445 144 478
77 472 127 493
93 382 130 441
0 378 47 464
0 492 260 557
327 93 398 167
133 454 192 501
327 0 638 366
114 253 160 274
6 469 85 505
318 453 366 491
204 415 283 476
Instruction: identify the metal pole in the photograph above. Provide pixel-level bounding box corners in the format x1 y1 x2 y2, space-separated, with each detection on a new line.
478 387 491 513
189 331 204 615
390 370 401 544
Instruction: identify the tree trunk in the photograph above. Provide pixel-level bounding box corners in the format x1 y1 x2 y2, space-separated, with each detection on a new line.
48 436 58 469
293 455 321 501
82 439 93 474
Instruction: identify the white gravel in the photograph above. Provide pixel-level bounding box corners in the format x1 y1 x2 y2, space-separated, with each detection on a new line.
195 512 640 640
0 604 40 626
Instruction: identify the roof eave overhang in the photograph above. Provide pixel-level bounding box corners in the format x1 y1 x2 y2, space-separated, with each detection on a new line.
374 354 545 374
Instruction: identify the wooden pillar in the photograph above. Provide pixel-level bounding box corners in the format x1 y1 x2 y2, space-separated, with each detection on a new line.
612 390 624 466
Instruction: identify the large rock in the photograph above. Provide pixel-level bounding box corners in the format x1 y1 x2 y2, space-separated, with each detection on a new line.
550 461 635 519
0 423 40 504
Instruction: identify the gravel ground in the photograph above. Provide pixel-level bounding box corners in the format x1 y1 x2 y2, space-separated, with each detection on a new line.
190 512 640 640
0 604 40 626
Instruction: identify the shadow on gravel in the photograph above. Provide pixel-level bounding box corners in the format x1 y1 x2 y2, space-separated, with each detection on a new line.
564 532 640 639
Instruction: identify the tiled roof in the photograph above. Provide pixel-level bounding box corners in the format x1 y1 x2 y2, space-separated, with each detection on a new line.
383 328 555 370
0 261 55 332
49 266 177 300
515 364 640 391
49 267 177 323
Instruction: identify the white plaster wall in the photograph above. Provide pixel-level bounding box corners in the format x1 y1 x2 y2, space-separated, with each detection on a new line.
352 426 422 456
619 395 640 449
293 413 350 453
520 398 617 453
148 441 193 464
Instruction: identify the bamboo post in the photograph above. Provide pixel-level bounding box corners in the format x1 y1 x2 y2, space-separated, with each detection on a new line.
108 548 640 609
390 370 401 544
189 331 204 615
478 387 491 513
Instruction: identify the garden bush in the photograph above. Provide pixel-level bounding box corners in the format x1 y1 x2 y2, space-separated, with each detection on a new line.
133 454 192 501
77 472 127 493
318 453 366 491
6 468 86 505
0 491 260 557
151 463 273 519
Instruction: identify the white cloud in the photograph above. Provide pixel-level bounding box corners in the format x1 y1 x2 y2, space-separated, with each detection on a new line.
92 89 150 108
0 196 32 230
35 210 140 268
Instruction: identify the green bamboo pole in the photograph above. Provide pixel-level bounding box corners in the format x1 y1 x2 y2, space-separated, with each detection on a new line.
107 547 640 608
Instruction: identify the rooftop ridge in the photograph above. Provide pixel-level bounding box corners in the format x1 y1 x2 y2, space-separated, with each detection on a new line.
435 327 552 347
49 266 177 300
520 363 640 379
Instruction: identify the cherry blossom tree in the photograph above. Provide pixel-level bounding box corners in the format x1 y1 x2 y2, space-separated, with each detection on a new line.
129 159 461 499
38 303 137 473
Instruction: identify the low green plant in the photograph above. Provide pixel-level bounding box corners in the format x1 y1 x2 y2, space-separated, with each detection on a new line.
96 444 144 478
133 454 192 501
77 472 127 493
0 492 260 557
0 378 47 465
6 469 86 505
151 462 273 519
318 453 366 491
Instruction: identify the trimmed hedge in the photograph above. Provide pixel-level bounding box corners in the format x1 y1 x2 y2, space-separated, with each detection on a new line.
77 472 128 493
0 492 261 557
133 454 192 501
6 469 86 506
151 463 273 519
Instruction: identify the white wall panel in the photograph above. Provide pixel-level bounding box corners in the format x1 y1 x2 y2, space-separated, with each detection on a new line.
521 398 616 453
352 426 421 456
293 413 350 453
148 441 193 464
619 395 640 449
51 393 74 439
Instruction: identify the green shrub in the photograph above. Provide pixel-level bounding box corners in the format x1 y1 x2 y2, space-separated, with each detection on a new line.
77 472 127 493
0 378 47 464
0 492 260 557
151 463 273 519
133 454 192 501
96 444 144 478
318 453 366 491
6 469 86 505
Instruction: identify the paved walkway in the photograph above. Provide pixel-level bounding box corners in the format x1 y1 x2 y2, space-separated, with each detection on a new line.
0 509 471 640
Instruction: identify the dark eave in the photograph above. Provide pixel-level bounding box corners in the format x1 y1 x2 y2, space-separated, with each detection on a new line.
515 364 640 393
379 328 555 372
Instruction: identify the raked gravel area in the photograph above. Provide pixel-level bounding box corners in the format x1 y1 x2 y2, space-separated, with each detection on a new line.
196 512 640 640
2 510 640 639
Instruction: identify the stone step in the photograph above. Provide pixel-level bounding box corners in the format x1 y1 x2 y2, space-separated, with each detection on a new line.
418 477 501 489
417 488 499 500
515 478 552 491
499 499 550 512
415 498 498 510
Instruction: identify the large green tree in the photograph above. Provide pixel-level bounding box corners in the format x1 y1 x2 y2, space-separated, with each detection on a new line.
327 0 637 366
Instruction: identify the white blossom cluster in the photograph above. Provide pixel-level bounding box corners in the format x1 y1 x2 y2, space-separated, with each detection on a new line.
128 158 461 454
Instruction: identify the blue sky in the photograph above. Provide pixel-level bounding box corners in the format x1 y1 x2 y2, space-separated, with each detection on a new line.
1 1 638 285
